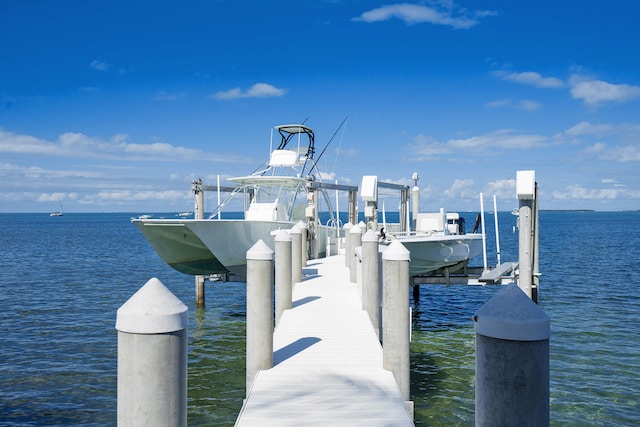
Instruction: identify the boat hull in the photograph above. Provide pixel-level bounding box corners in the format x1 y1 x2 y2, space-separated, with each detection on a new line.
391 233 484 276
186 220 335 279
132 219 229 275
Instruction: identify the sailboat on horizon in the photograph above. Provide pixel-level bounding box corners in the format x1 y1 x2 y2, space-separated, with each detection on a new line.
50 199 64 217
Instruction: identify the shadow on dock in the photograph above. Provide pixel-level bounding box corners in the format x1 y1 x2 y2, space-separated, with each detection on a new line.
274 337 322 365
292 295 321 308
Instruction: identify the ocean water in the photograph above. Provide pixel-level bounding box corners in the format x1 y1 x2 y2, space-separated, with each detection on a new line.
0 211 638 426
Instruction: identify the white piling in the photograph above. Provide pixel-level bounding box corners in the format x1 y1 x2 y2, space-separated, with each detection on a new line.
516 170 536 299
275 229 292 325
343 222 353 267
382 240 411 403
349 223 362 283
246 240 274 395
290 225 303 285
362 229 380 338
194 180 205 306
296 220 308 266
116 278 188 427
474 283 550 427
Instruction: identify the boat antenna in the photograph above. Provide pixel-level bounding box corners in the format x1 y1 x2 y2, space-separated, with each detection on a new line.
312 116 348 177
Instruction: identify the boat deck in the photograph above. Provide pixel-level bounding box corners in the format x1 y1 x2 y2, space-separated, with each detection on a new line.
235 255 414 427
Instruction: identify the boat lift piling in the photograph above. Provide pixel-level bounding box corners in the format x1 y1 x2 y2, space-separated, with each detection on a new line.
516 170 539 302
191 177 237 305
193 178 206 307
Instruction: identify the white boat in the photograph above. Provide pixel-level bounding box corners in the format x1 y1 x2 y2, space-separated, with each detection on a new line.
50 200 64 216
383 210 484 277
361 175 484 277
133 124 349 280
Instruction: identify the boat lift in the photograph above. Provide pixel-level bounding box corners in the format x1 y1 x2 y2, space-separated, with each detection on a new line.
366 173 534 295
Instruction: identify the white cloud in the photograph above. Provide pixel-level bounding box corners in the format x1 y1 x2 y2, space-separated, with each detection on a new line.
352 2 496 29
154 91 185 101
213 83 287 100
484 179 516 198
570 75 640 106
485 99 511 108
563 121 614 137
444 179 476 199
493 70 564 88
0 128 245 163
486 99 541 110
551 185 624 201
517 100 541 111
584 142 640 162
447 130 547 151
90 60 109 71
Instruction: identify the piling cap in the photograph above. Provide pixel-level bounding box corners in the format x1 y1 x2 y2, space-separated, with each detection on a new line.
247 239 274 260
295 220 307 230
362 229 378 242
344 222 353 230
116 277 188 334
275 229 292 242
474 283 550 341
350 223 362 234
382 239 411 261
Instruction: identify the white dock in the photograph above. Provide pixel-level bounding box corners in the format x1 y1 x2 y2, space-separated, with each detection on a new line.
235 254 414 427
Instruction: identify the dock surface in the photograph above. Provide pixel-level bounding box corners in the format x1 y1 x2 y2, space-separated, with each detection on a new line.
235 255 414 426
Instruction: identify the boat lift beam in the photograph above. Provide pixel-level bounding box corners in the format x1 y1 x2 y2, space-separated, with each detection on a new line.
306 180 359 258
366 179 411 233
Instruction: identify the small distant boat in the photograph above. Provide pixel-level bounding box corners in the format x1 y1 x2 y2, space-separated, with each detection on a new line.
137 214 153 219
177 212 193 217
50 200 64 216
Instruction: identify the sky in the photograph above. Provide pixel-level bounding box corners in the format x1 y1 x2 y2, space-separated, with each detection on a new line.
2 0 640 213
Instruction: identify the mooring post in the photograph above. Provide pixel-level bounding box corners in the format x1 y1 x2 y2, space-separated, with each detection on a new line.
290 225 302 285
296 220 308 266
246 239 274 395
343 222 353 267
116 277 188 427
474 283 550 427
274 229 292 326
362 229 380 339
382 240 411 405
349 223 362 283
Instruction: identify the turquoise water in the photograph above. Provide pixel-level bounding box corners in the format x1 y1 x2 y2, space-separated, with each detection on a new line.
0 211 638 425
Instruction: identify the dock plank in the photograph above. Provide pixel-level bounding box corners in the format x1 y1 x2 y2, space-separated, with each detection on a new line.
235 255 414 427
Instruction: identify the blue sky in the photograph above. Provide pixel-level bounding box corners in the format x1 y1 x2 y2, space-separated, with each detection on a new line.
2 0 640 213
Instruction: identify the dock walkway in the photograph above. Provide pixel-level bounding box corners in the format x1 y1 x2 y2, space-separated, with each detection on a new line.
235 254 414 427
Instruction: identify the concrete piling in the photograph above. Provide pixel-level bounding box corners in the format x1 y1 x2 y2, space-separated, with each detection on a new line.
343 222 353 267
382 240 411 403
362 229 380 338
290 225 303 285
275 229 292 325
116 277 188 427
296 220 308 266
349 223 362 283
245 239 274 395
474 283 550 427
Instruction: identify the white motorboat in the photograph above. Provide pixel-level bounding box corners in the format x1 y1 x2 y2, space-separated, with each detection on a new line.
383 211 484 277
361 175 484 277
133 124 351 280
